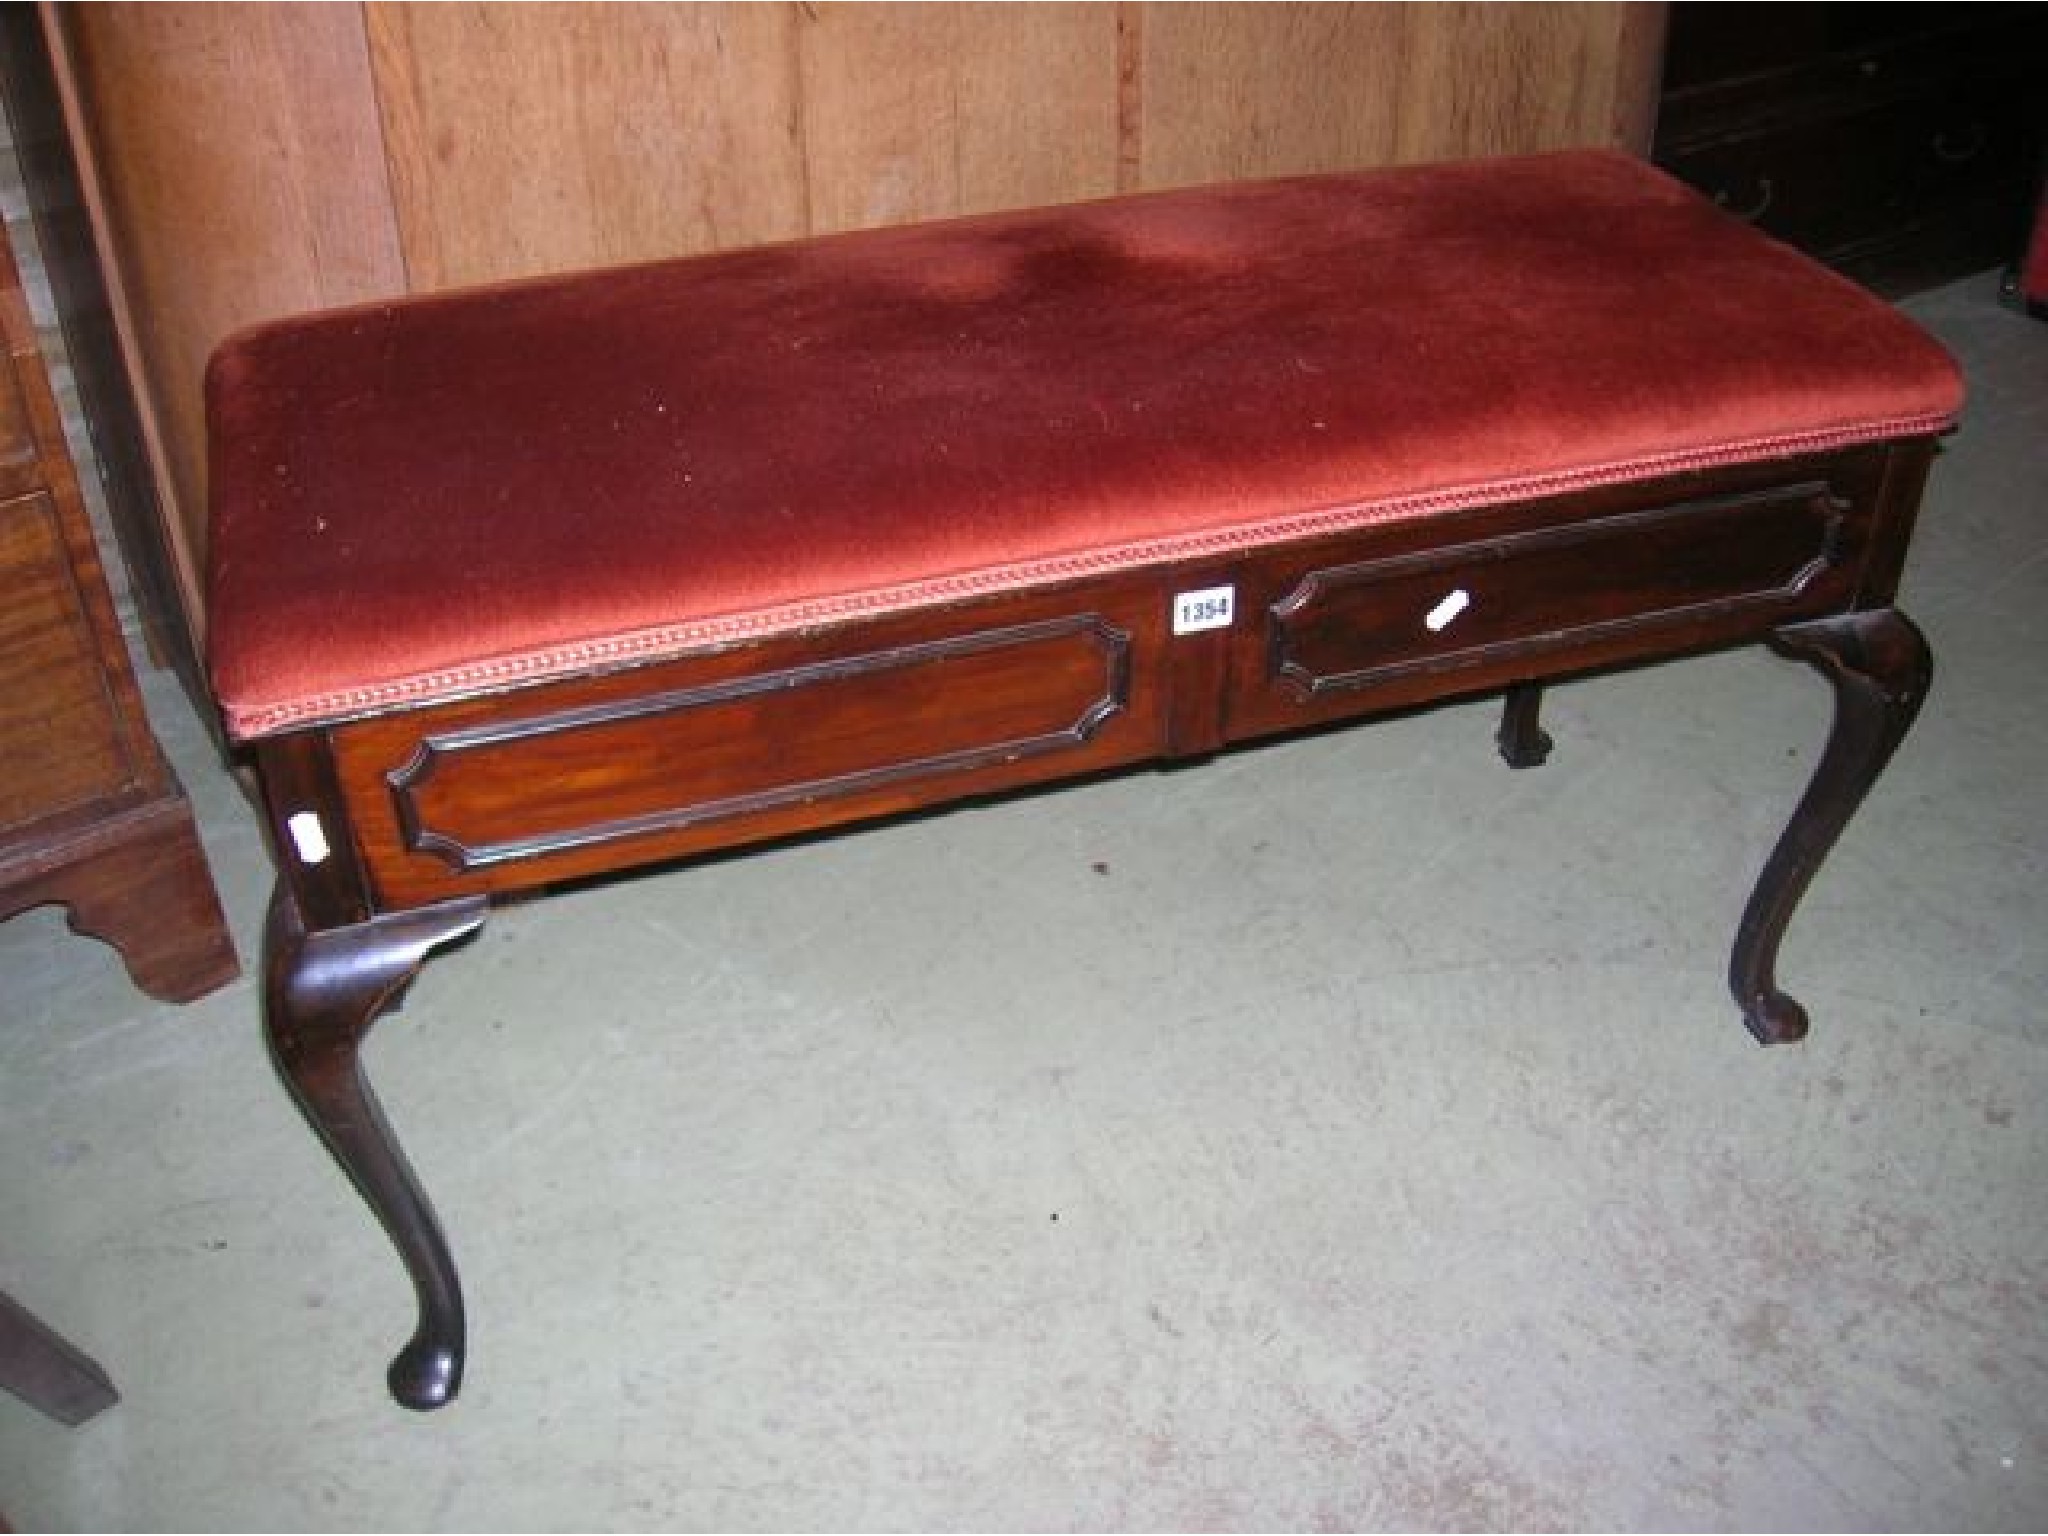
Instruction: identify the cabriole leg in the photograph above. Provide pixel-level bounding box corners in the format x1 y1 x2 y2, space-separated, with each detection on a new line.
1497 681 1554 769
263 883 488 1409
0 1289 118 1425
1731 609 1932 1045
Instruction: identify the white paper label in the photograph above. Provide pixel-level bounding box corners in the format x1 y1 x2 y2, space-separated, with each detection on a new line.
1173 585 1236 635
287 811 332 866
1424 587 1472 633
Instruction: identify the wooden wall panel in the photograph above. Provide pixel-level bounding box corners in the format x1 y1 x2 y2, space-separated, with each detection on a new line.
1389 2 1639 164
43 1 1666 663
1137 2 1656 185
1606 2 1671 154
367 3 808 291
50 2 404 639
1133 4 1416 186
793 3 1121 233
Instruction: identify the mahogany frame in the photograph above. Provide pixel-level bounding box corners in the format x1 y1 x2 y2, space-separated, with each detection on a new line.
246 434 1939 1409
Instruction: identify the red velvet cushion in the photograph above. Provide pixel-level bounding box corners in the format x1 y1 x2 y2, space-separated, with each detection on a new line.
206 149 1961 740
2022 179 2048 308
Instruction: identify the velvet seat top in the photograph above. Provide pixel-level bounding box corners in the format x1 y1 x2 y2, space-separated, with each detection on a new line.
206 149 1962 740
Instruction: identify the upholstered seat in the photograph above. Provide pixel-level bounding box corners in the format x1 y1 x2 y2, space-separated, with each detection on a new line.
210 144 1965 1412
205 148 1960 741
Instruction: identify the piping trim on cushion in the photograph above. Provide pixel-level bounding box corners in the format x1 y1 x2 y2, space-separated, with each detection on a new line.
221 410 1956 740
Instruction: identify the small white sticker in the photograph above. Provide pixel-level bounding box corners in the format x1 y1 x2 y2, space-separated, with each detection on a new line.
1424 587 1472 633
287 811 331 866
1173 584 1236 635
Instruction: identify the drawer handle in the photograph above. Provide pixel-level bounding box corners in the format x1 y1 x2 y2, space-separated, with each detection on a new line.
1714 177 1774 223
1425 588 1472 632
1933 123 1987 164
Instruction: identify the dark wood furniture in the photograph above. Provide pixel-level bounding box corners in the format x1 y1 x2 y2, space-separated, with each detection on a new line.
0 1290 116 1427
0 217 235 1001
1654 2 2048 295
1 6 208 719
1 207 234 1433
205 150 1961 1410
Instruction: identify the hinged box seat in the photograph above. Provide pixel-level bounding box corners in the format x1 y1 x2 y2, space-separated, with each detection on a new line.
204 148 1962 1410
207 150 1958 741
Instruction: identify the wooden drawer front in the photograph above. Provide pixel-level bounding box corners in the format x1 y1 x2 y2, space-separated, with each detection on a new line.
335 594 1162 904
0 351 40 502
0 351 34 462
1238 479 1852 730
0 491 138 832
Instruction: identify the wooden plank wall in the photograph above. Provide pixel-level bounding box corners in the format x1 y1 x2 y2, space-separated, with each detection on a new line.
46 1 1665 650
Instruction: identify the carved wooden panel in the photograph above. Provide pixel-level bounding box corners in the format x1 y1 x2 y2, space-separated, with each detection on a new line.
1222 453 1889 739
288 445 1924 919
1265 482 1849 702
333 592 1167 905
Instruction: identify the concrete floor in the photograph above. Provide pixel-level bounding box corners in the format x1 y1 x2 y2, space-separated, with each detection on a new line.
2 272 2044 1530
